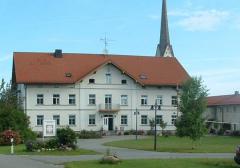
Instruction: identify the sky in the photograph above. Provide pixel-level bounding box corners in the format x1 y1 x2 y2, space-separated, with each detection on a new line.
0 0 239 96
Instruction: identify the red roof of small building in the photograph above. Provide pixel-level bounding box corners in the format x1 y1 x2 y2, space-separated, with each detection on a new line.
208 94 240 106
13 52 189 86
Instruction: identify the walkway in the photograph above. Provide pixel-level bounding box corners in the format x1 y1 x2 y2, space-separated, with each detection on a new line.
0 135 235 168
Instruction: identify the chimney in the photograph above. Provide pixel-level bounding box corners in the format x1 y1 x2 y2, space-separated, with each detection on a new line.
54 49 63 58
235 91 239 95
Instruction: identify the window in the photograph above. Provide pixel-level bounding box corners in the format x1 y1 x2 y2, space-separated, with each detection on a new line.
89 94 96 105
89 79 95 84
53 115 60 125
37 115 44 126
172 96 178 106
121 79 127 84
89 115 96 125
121 95 128 106
156 96 163 105
53 94 60 105
69 115 76 125
121 115 128 125
37 94 44 105
156 115 163 124
106 73 112 84
171 115 177 125
141 115 148 125
141 95 148 105
69 94 76 105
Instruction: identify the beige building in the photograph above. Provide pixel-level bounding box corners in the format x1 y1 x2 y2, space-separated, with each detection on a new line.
205 91 240 131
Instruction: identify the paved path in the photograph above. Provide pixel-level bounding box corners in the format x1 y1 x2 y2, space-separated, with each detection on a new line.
0 135 235 168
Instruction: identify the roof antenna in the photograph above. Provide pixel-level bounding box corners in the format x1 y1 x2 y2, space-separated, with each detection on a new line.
100 34 114 55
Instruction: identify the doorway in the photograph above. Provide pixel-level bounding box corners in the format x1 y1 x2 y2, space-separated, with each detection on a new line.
103 115 114 131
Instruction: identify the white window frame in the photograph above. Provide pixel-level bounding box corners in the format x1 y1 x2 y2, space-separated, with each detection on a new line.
53 115 60 125
89 94 96 105
37 115 44 126
156 115 163 125
171 96 178 106
141 115 148 125
121 95 128 106
141 95 148 106
53 94 60 105
69 94 76 105
171 115 177 125
156 95 163 105
106 73 112 84
89 114 96 125
37 94 44 105
121 115 128 125
69 115 76 125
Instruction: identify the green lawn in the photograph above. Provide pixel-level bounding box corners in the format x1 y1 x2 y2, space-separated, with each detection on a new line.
65 159 238 168
104 136 240 153
0 144 98 155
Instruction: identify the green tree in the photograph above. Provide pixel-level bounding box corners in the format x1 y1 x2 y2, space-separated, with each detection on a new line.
159 120 167 135
0 79 36 141
175 77 208 149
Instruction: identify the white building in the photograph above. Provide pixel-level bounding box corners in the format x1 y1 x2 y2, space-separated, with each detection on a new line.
12 0 189 133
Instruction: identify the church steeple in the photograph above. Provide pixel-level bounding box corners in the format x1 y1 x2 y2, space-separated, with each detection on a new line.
156 0 174 57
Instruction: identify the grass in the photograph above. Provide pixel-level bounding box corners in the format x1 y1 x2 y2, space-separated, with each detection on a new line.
0 144 98 155
104 136 240 153
64 159 239 168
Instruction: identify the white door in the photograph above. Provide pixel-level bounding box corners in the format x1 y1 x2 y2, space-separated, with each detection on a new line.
103 117 108 131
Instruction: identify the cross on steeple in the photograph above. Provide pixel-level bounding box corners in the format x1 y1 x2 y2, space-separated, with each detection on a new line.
156 0 174 57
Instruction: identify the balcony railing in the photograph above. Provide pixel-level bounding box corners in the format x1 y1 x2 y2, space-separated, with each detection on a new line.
98 103 120 113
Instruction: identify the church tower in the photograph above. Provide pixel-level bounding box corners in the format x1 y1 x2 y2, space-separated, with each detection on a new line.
156 0 174 57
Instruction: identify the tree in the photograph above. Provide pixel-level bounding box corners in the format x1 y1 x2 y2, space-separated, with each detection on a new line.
175 77 208 148
149 119 155 131
159 120 167 135
0 79 36 141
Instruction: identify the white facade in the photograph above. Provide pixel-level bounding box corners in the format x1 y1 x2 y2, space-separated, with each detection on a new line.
18 64 179 133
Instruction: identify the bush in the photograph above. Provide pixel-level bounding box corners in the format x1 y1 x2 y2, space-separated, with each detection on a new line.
231 131 240 136
20 128 37 142
0 130 21 145
147 130 154 136
45 138 59 149
25 140 44 152
78 130 102 139
56 127 77 146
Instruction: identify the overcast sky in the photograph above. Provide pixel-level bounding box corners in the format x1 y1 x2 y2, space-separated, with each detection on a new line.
0 0 239 96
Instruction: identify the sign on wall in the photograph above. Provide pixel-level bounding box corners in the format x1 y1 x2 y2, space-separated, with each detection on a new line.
43 120 56 137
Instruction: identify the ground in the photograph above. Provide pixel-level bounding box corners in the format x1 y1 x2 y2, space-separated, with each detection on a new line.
0 136 237 168
104 136 240 153
65 159 238 168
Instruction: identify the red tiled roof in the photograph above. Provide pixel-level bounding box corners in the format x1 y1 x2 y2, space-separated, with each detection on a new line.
208 94 240 106
13 52 190 86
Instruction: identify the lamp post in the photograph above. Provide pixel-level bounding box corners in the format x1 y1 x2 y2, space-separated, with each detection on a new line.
150 100 161 151
134 108 140 140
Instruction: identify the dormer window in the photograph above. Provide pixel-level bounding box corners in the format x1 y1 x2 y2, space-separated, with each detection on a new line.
121 79 127 84
89 79 95 84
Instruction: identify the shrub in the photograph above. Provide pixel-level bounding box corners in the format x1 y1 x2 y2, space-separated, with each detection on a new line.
45 138 59 149
147 130 154 136
56 127 77 147
20 128 37 142
78 130 102 139
25 140 44 152
231 131 240 137
0 130 21 145
123 131 130 135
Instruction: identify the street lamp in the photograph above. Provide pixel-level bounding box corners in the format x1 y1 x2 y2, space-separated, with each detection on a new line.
150 100 161 151
134 108 140 140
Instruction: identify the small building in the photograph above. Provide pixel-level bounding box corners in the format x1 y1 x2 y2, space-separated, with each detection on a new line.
205 91 240 131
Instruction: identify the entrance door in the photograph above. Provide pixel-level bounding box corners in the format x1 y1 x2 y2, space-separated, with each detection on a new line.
103 117 108 131
108 117 114 131
105 95 112 110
